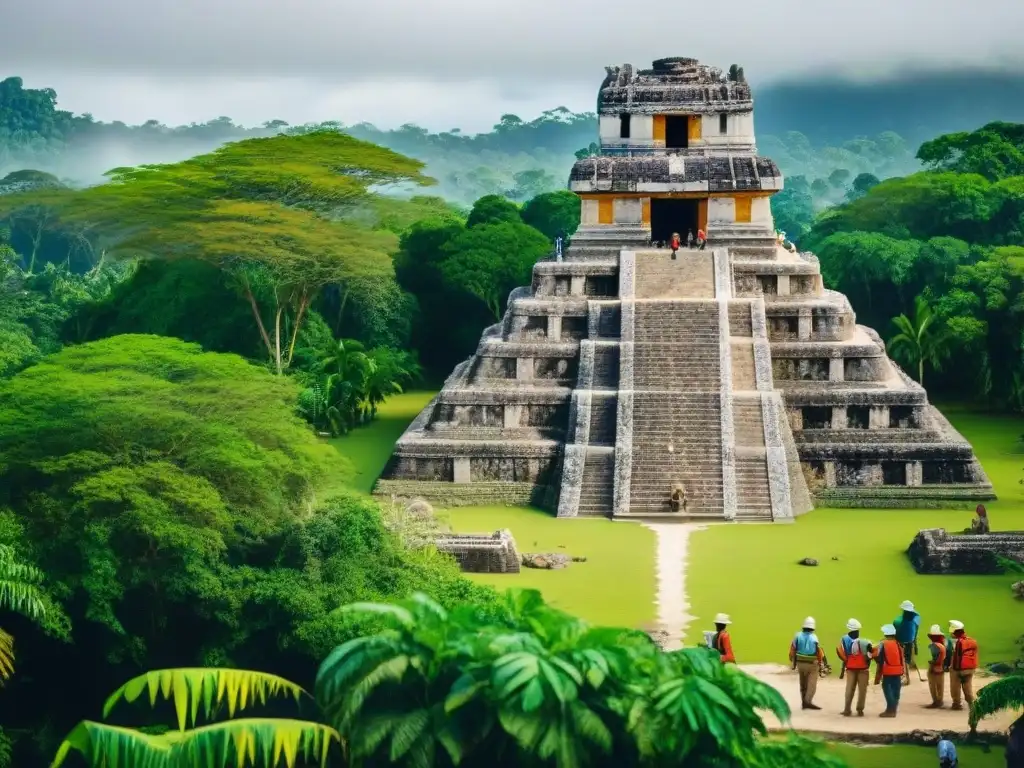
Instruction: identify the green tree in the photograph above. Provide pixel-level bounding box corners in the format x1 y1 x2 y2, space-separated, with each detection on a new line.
917 121 1024 181
887 295 951 385
846 172 880 200
441 221 550 319
466 194 522 228
10 131 433 374
521 190 581 241
827 168 851 189
0 544 51 681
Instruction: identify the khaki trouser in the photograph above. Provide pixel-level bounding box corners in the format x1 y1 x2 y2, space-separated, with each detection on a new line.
797 660 818 704
928 669 945 704
844 669 869 713
949 669 975 706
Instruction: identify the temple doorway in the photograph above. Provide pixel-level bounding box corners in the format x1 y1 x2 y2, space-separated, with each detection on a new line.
665 116 689 149
650 198 699 243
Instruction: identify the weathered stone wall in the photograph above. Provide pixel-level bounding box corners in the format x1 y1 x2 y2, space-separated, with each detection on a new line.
436 529 522 574
908 528 1024 574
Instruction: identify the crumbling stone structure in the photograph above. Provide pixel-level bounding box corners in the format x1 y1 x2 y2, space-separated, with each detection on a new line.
908 528 1024 575
434 529 521 574
376 56 993 518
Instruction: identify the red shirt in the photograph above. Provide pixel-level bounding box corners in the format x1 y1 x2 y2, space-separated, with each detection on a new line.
697 230 706 240
671 236 680 248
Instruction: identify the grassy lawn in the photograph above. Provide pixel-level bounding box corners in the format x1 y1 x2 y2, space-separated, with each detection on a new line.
828 742 1003 768
446 506 657 628
322 391 435 495
325 394 1021 663
687 407 1024 663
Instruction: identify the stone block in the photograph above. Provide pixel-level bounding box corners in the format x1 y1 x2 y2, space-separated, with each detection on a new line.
570 276 585 296
829 357 845 382
776 274 791 296
453 457 472 484
869 406 889 430
436 529 521 574
547 315 562 341
908 528 1024 575
503 405 522 429
516 357 534 381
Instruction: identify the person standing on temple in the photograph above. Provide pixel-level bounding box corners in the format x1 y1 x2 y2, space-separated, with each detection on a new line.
686 229 695 249
789 617 823 710
712 613 735 663
925 624 948 708
893 599 921 685
948 620 979 711
874 623 905 718
670 232 681 259
837 618 872 717
555 229 565 262
696 228 707 250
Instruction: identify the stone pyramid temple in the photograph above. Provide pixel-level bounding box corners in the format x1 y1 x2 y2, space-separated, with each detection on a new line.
376 56 994 520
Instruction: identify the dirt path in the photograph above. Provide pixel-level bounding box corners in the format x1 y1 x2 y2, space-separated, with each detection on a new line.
644 522 705 651
642 523 1017 736
741 663 1017 735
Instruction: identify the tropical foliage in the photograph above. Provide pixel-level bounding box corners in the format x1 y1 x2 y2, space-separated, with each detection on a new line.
0 545 50 682
55 592 842 768
887 295 951 385
805 122 1024 407
53 669 340 768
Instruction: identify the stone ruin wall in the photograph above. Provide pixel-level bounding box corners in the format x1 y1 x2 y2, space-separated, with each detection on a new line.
908 528 1024 574
434 529 521 574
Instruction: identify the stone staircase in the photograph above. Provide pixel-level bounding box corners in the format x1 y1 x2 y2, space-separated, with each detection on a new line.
732 397 773 519
577 448 615 516
618 250 727 517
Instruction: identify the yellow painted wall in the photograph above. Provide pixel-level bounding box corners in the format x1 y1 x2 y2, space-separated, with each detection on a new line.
652 115 666 143
734 196 752 223
698 199 708 232
688 115 702 141
598 198 614 224
641 198 651 225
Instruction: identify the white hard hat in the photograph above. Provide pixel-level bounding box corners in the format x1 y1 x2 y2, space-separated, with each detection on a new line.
802 616 816 630
846 618 861 631
713 613 732 625
949 620 965 631
928 624 944 635
900 600 915 612
881 624 897 635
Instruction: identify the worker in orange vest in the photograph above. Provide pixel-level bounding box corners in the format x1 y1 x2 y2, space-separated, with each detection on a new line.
873 624 905 717
947 620 979 711
925 624 948 709
712 613 735 663
837 618 873 717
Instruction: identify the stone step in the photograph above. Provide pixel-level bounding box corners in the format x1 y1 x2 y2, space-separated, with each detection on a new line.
729 304 753 336
588 396 618 446
592 346 620 388
731 342 757 390
578 450 615 517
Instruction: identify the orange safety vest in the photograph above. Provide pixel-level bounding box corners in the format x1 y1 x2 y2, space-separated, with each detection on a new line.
928 640 947 673
715 630 735 663
837 636 870 671
877 639 905 677
952 635 979 671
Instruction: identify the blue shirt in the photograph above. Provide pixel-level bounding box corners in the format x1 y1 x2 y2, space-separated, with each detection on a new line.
793 631 819 656
895 612 920 643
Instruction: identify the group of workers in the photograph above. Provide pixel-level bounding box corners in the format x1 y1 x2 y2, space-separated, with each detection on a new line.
708 600 980 718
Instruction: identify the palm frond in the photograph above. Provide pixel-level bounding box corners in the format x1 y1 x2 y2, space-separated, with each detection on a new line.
0 545 47 621
52 718 340 768
0 628 14 682
970 674 1024 728
103 668 309 730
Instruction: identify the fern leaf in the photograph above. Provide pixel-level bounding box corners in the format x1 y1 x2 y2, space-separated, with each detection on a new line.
103 669 309 731
52 719 340 768
0 628 14 682
970 674 1024 728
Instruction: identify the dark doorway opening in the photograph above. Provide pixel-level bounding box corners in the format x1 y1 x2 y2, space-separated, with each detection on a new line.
619 114 631 139
665 116 689 148
650 198 699 243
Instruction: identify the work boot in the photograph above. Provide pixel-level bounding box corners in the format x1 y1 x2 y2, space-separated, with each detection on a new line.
804 703 821 711
925 702 943 709
951 704 964 711
879 709 897 718
841 709 852 717
856 711 864 717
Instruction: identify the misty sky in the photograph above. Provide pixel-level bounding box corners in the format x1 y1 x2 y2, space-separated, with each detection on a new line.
3 0 1023 133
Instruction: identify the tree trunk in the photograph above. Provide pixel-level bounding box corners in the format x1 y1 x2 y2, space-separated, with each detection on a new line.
27 220 43 274
274 306 283 376
240 277 275 365
919 357 924 386
285 290 312 369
